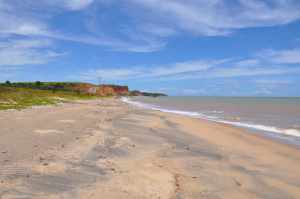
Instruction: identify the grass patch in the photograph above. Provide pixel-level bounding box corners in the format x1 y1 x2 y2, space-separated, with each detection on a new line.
0 86 98 110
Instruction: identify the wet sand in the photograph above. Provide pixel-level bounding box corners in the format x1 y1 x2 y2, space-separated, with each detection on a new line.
0 99 299 198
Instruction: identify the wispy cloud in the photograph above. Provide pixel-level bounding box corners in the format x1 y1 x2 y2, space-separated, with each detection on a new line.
78 60 224 81
1 0 300 54
0 39 64 66
255 79 291 85
122 0 300 36
77 47 300 81
63 0 95 10
253 78 293 95
0 0 164 53
259 48 300 64
32 0 95 11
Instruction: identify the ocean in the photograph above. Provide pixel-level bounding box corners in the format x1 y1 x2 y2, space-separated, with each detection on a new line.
122 96 300 147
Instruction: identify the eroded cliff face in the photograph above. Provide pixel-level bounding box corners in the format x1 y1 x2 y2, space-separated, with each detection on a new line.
0 82 166 97
96 85 129 96
72 84 129 96
109 85 129 95
72 83 95 94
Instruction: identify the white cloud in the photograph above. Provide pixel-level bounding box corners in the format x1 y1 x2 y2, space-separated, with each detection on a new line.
260 49 300 64
0 12 50 37
149 60 220 77
254 78 292 95
38 0 95 11
0 3 67 67
0 39 64 66
78 60 222 81
1 0 299 54
201 65 297 79
0 0 161 53
80 68 142 81
138 24 177 37
124 0 300 36
77 47 300 81
64 0 95 10
255 79 291 85
235 59 260 67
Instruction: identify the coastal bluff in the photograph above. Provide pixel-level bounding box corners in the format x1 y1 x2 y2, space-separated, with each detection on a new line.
64 83 167 97
0 82 167 97
73 83 130 96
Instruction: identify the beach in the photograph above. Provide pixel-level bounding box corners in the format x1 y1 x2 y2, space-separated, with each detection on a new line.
0 98 300 199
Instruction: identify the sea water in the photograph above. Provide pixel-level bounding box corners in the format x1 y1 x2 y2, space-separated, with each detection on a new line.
122 96 300 147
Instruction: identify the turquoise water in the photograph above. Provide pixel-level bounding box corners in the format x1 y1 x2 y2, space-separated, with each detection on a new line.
123 97 300 147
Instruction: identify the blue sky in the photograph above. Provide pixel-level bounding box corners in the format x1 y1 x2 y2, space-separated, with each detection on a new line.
0 0 300 96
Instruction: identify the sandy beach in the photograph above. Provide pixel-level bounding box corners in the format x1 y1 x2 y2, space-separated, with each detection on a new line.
0 98 300 199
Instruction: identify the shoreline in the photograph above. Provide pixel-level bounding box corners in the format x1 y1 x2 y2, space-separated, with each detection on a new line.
156 108 300 153
157 110 300 150
122 97 300 148
0 98 300 198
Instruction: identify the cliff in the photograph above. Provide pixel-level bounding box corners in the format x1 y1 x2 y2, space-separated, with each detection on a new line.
0 82 166 97
72 84 129 96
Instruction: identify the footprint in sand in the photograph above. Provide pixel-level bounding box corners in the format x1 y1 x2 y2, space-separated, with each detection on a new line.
34 129 64 135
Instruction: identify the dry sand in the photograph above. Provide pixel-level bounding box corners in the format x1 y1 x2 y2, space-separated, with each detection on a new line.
0 99 299 199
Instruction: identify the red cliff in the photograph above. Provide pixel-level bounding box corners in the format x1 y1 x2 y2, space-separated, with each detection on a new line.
72 84 129 96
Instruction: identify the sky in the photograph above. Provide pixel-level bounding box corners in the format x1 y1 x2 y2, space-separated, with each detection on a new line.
0 0 300 96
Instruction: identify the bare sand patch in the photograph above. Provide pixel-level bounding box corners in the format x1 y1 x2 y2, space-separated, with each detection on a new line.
79 162 175 199
58 120 76 124
34 129 64 135
31 162 66 175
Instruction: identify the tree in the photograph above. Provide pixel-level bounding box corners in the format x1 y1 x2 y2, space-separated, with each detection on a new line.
35 81 42 87
5 80 11 85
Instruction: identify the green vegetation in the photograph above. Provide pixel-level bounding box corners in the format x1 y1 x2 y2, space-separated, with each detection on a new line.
139 92 167 97
130 90 167 97
0 81 167 110
0 85 97 110
1 81 82 91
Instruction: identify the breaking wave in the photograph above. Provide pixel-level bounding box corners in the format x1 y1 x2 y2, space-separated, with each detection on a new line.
121 97 300 138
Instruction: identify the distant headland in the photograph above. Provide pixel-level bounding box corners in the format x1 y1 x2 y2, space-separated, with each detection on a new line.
0 81 167 97
0 81 166 110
